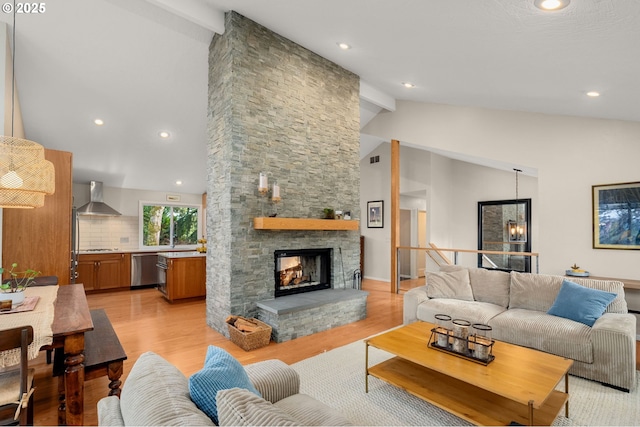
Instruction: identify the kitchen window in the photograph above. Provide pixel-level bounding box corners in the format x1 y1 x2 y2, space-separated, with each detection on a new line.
140 203 200 248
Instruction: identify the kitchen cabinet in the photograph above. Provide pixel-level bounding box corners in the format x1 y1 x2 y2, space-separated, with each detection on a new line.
158 253 205 302
77 253 130 291
2 149 73 284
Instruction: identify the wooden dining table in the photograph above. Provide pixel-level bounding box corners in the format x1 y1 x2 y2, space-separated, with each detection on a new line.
48 283 94 426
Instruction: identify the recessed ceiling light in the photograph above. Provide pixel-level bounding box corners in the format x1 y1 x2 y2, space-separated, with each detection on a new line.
586 91 600 97
337 42 351 50
534 0 570 11
159 131 170 138
402 82 415 88
175 180 182 186
94 119 104 126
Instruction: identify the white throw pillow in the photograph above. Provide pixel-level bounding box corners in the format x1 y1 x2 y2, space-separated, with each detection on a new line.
426 269 474 301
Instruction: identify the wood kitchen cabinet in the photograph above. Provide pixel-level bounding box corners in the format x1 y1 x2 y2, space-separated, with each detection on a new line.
161 255 206 302
77 253 130 291
2 149 73 284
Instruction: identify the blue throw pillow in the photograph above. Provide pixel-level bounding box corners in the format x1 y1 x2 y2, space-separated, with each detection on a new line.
547 279 616 327
189 346 261 423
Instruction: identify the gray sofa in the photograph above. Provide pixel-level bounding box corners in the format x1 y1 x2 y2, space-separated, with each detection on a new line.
97 351 351 426
404 267 637 391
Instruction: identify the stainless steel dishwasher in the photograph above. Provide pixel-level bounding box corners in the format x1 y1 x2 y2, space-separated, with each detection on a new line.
131 253 159 288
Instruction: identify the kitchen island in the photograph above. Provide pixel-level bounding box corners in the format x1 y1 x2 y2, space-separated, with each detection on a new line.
157 251 206 302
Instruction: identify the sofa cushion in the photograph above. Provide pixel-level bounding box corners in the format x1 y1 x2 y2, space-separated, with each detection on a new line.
119 351 214 426
275 393 353 425
547 279 617 327
469 268 510 308
244 359 300 404
509 272 564 312
426 269 474 301
216 387 299 426
439 266 510 308
416 298 506 326
489 308 593 363
189 346 262 424
562 277 628 314
97 396 125 426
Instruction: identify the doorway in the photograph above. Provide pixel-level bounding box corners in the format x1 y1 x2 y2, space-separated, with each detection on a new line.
399 209 427 279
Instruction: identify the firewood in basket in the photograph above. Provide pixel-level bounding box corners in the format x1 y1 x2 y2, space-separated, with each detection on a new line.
234 318 261 332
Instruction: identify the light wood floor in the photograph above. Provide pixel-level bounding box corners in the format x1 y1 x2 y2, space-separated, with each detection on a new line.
30 279 415 426
29 277 640 426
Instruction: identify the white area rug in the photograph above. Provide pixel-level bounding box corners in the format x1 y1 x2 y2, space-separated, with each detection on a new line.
291 340 640 426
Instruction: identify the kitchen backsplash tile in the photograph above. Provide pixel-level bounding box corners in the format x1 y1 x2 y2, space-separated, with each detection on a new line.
78 216 139 251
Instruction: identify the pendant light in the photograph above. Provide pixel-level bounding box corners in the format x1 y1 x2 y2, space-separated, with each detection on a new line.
508 168 527 242
0 1 55 208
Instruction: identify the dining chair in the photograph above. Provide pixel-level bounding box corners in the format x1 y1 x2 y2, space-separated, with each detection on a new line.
0 325 35 426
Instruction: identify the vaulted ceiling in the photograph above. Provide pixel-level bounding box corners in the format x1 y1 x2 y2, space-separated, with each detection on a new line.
1 0 638 194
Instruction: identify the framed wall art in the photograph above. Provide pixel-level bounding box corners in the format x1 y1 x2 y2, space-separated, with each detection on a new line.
367 200 384 228
593 181 640 249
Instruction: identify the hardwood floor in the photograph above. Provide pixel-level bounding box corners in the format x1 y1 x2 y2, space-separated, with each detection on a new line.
30 277 640 425
31 279 408 426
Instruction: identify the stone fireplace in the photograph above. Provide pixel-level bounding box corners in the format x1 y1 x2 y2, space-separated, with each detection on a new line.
205 12 363 340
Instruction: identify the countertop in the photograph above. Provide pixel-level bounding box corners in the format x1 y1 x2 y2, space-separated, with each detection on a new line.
78 248 196 255
157 251 206 259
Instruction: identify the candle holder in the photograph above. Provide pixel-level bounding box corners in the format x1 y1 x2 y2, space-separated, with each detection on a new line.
434 314 452 348
258 172 268 216
258 172 268 195
428 318 495 365
471 323 493 362
271 181 281 216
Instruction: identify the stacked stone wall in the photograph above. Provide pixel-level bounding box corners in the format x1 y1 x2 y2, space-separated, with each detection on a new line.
207 12 361 336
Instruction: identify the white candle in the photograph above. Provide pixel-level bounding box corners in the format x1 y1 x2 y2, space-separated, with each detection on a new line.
259 172 268 192
272 182 280 198
436 327 449 348
474 336 491 361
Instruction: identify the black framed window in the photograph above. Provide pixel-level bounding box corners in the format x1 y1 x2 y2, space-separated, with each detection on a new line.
478 199 531 272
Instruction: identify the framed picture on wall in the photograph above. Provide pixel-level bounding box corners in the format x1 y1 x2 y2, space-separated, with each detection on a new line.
593 181 640 249
367 200 384 228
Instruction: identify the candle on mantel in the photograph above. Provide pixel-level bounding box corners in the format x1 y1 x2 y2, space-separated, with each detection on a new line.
272 182 281 201
259 172 268 193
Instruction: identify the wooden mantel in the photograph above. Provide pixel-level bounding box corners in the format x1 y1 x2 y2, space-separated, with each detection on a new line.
253 217 359 231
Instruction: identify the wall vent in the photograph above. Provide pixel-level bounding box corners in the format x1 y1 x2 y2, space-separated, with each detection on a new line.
369 155 380 164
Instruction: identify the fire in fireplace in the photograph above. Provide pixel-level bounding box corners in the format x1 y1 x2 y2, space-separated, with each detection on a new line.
274 248 332 297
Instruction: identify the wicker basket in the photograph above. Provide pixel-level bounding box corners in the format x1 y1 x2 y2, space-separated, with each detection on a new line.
227 316 272 351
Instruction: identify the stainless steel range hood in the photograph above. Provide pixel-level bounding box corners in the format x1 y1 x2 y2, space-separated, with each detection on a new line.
77 181 121 216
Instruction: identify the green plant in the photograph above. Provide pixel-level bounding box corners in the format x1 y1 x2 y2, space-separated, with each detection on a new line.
323 208 335 219
0 263 40 293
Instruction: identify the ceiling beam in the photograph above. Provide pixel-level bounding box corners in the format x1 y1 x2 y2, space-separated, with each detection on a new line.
360 81 396 112
144 0 226 34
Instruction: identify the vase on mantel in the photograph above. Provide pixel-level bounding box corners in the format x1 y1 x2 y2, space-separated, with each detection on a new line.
0 291 25 308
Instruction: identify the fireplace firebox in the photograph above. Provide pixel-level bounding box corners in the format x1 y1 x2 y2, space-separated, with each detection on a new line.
274 248 332 297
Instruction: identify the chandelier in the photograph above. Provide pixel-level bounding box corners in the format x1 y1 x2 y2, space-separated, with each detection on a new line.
508 168 527 242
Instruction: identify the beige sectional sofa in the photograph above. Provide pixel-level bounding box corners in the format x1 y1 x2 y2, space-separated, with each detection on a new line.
404 267 637 391
97 351 351 426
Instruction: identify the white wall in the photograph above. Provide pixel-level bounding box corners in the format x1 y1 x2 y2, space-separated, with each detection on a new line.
73 183 204 250
361 143 461 281
360 143 391 281
73 183 203 217
449 161 538 268
363 101 640 278
428 154 454 250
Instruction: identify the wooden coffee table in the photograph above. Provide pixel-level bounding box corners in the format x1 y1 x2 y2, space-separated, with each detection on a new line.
365 322 573 426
